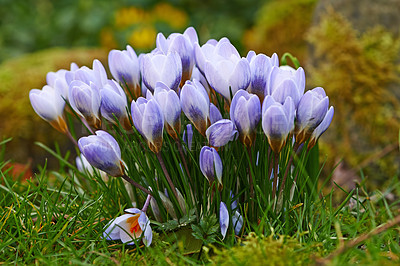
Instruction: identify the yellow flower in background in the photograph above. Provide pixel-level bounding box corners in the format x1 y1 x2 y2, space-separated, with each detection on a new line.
115 7 151 29
128 26 157 50
152 3 188 29
102 3 188 51
100 28 118 50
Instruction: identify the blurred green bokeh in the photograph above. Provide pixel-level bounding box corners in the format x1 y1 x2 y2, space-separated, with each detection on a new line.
0 0 263 62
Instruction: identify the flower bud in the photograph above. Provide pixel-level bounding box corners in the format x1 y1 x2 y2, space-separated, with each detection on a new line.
230 90 261 146
78 130 123 177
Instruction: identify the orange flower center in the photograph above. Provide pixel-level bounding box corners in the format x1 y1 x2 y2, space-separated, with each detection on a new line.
126 213 142 235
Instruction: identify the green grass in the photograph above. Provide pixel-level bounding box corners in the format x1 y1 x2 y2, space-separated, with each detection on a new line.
0 140 399 265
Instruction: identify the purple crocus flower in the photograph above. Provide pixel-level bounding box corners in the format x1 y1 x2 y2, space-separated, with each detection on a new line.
205 119 238 147
108 45 141 99
67 60 108 90
100 80 130 130
46 69 70 100
156 27 198 85
78 130 123 177
29 85 67 133
209 103 223 124
68 80 102 128
131 97 164 153
308 106 334 149
246 51 279 101
204 40 251 101
180 79 210 136
295 87 329 144
230 90 261 146
268 65 305 107
220 202 229 239
182 124 193 151
194 38 230 75
153 82 181 139
262 95 295 153
141 51 182 92
199 146 223 185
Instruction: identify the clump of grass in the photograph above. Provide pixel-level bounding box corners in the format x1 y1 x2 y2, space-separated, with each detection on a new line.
1 137 400 264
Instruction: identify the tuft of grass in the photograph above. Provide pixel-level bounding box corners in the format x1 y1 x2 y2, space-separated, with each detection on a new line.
0 139 399 264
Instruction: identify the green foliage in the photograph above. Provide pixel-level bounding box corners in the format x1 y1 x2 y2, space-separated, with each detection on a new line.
0 137 399 264
306 9 400 180
191 215 219 245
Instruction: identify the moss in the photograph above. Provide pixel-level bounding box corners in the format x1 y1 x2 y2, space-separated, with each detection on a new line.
243 0 318 63
306 9 400 181
0 47 107 166
209 233 314 265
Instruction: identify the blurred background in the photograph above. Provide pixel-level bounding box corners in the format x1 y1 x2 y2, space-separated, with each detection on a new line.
1 0 399 188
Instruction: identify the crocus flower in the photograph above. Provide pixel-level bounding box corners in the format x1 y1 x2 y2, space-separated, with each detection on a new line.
67 59 108 90
199 146 223 186
182 124 193 151
230 90 261 146
229 192 243 235
29 85 68 133
268 66 305 107
232 210 243 235
76 154 108 181
190 67 211 94
246 51 278 101
103 208 152 246
295 87 329 144
262 96 295 153
153 82 181 139
209 103 223 124
141 51 182 92
205 119 238 147
220 202 229 239
156 27 198 84
205 41 251 101
78 130 123 177
100 80 130 130
68 80 102 128
46 69 69 100
180 79 210 136
108 45 141 99
308 106 334 149
131 97 164 153
194 37 229 76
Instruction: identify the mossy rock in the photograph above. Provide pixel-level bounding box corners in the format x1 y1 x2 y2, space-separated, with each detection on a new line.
306 9 400 183
243 0 318 63
0 47 108 169
209 233 315 265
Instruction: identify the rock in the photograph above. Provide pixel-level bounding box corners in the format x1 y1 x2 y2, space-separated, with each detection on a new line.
313 0 400 36
0 48 108 171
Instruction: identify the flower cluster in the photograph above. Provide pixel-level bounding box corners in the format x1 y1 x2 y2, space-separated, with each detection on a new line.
30 26 333 246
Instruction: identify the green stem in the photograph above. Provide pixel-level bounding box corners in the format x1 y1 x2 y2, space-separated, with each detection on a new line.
272 152 279 200
278 142 300 200
156 152 179 202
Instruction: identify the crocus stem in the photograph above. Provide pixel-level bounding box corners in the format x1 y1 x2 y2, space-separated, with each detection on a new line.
267 146 273 182
272 152 279 200
65 130 78 147
156 152 179 202
142 194 152 213
246 146 254 199
175 139 194 189
122 174 152 195
81 117 95 134
278 142 300 199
